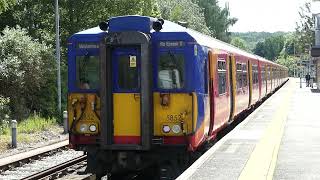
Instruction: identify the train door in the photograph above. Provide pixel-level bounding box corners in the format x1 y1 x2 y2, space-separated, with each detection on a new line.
100 31 152 150
111 47 142 145
248 60 252 106
272 67 274 90
208 52 231 136
251 60 259 104
260 64 266 97
266 65 271 93
234 58 249 115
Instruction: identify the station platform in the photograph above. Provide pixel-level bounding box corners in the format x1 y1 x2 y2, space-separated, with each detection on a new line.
177 78 320 180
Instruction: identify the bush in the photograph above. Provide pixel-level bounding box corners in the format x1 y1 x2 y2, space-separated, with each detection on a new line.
0 96 10 134
0 26 57 120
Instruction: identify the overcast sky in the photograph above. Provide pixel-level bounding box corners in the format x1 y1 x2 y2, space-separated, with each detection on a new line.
218 0 312 32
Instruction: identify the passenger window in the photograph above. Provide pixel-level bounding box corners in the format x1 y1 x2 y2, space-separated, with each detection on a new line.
252 65 258 84
236 63 242 89
261 65 265 85
118 55 138 90
267 66 271 81
242 63 247 87
218 60 227 94
158 52 184 89
76 55 99 89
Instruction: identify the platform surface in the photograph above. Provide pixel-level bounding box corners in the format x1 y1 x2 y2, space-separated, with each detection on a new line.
177 78 320 180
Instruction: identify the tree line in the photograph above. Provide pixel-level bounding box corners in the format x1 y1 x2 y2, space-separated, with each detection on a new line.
231 2 314 76
0 0 236 122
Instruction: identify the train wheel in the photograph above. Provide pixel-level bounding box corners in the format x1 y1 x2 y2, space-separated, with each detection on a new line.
157 159 182 180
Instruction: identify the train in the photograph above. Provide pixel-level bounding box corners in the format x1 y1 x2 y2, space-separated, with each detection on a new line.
67 15 288 179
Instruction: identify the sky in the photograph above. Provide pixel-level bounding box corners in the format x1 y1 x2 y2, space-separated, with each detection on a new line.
218 0 316 32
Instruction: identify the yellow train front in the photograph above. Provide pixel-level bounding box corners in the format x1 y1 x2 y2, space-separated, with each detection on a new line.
67 15 288 178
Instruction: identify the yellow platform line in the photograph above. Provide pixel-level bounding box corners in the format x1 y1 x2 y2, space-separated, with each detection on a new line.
238 80 294 180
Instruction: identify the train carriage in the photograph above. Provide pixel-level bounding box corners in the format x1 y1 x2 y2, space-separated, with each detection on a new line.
67 15 288 178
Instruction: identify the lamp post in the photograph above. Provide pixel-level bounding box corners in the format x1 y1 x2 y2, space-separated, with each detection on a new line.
55 0 61 114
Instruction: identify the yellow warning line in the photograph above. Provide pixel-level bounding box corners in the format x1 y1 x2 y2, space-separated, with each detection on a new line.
238 80 294 180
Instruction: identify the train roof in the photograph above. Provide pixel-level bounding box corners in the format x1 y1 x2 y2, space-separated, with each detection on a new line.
70 15 286 69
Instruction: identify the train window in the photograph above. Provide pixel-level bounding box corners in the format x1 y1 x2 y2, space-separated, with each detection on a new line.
236 63 242 89
236 63 242 71
218 60 226 70
252 65 258 84
242 63 247 87
76 55 99 89
218 60 226 95
158 52 184 89
261 65 265 85
118 55 139 90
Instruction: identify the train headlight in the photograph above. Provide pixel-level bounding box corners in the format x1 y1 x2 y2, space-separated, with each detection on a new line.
162 125 171 133
172 125 181 134
79 124 88 132
89 124 97 132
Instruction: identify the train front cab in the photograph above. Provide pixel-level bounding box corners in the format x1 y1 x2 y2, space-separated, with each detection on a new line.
151 33 201 149
66 16 203 175
98 17 202 153
67 31 106 147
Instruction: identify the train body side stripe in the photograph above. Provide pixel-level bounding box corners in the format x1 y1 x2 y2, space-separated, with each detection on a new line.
248 60 253 106
229 55 236 122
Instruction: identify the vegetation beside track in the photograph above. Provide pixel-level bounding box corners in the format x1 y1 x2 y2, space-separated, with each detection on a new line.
0 115 63 153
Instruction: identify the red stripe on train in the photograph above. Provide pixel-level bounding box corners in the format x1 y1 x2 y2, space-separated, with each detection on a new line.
113 136 141 144
114 136 187 145
70 135 97 145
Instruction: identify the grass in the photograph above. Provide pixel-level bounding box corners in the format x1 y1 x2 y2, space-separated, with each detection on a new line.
0 115 57 135
16 116 57 134
0 115 60 153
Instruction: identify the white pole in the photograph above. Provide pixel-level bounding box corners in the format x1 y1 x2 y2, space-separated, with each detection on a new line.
11 120 17 148
63 111 68 134
55 0 61 114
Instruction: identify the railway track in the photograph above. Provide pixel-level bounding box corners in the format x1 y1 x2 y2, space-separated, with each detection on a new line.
0 140 69 173
21 155 90 180
0 140 85 179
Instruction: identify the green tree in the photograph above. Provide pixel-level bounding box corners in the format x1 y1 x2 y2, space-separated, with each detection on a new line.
0 0 161 45
231 31 288 51
0 0 15 14
196 0 237 42
231 37 248 51
276 55 298 76
0 0 161 118
295 2 314 56
0 27 56 120
253 36 285 61
253 41 265 57
158 0 210 35
0 0 55 44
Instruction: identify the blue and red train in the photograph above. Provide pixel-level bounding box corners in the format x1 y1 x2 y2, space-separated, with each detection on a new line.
67 15 288 178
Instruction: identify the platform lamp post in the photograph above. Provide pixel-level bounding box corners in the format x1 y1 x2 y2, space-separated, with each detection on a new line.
311 1 320 89
55 0 61 114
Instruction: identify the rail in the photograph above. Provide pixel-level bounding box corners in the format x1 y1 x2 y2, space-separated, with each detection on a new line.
21 155 87 180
